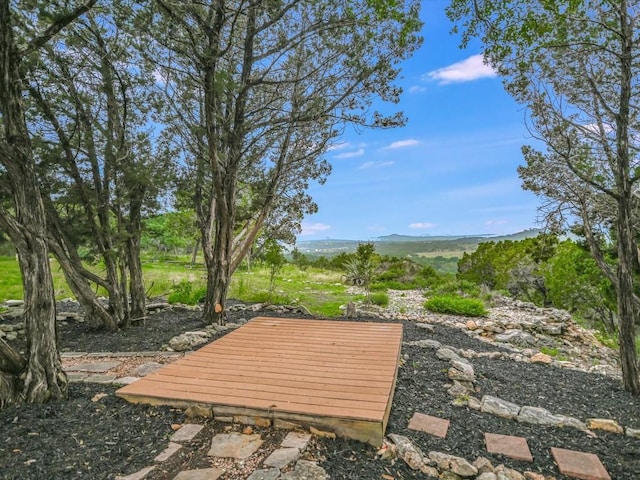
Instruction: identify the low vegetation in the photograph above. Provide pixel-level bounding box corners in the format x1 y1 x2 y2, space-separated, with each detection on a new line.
424 294 488 317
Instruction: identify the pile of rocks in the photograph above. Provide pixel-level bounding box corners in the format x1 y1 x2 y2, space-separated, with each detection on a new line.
383 433 543 480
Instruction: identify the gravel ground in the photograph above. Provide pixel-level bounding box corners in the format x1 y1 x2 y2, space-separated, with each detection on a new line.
1 302 639 479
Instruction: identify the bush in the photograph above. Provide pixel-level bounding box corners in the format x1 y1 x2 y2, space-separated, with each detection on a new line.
433 279 481 297
424 294 487 317
369 291 389 307
167 280 206 305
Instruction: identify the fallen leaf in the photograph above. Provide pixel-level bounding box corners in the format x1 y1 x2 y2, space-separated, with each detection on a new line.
171 423 182 431
382 475 394 480
91 393 108 402
242 426 253 435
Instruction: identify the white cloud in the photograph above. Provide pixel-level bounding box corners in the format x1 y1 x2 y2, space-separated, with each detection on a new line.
327 141 350 151
425 54 496 85
409 85 426 93
385 139 420 150
409 222 437 229
300 223 331 236
358 161 395 170
334 148 365 159
485 219 508 226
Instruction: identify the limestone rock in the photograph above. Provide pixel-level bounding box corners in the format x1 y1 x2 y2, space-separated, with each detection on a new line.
626 427 640 438
436 347 462 362
553 414 588 431
388 434 427 470
168 331 210 351
477 474 498 480
473 457 495 474
5 299 24 307
416 323 436 332
523 472 546 480
530 353 553 364
495 329 536 347
480 395 521 419
466 320 478 330
207 433 263 459
280 460 328 480
407 339 442 349
586 418 624 434
517 406 563 426
263 447 300 469
541 323 564 335
427 451 477 477
185 405 213 419
494 465 525 480
468 396 482 410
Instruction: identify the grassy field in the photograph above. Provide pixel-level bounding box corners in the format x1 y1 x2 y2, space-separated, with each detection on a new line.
0 257 354 317
415 250 466 258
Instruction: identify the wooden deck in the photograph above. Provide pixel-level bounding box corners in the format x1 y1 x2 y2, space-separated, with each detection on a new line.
116 317 403 446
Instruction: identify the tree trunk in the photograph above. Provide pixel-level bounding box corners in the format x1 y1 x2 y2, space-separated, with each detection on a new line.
49 240 118 331
127 192 146 325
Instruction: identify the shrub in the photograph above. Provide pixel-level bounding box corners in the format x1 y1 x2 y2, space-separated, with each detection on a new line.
369 291 389 307
424 294 487 317
167 280 206 305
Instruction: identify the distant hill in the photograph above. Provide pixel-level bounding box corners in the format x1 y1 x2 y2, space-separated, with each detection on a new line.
296 229 542 261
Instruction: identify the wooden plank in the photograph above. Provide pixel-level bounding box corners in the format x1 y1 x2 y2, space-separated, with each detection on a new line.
116 317 402 447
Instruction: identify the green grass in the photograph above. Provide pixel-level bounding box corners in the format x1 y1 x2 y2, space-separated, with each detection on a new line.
369 291 389 307
424 294 488 317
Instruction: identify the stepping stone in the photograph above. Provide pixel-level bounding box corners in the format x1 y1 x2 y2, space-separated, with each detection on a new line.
155 442 182 462
551 447 611 480
173 468 224 480
84 374 117 384
484 433 533 462
114 376 141 385
208 433 263 459
263 447 301 469
115 466 156 480
132 362 164 376
281 431 312 450
246 469 280 480
408 412 450 438
171 424 204 442
67 373 88 383
65 361 121 373
280 460 327 480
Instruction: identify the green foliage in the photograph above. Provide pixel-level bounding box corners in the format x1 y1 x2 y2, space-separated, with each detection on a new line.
432 278 481 297
167 280 206 305
343 242 379 300
369 291 389 307
424 294 487 317
262 239 287 297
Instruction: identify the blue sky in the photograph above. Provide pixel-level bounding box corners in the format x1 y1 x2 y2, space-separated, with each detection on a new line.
298 0 542 241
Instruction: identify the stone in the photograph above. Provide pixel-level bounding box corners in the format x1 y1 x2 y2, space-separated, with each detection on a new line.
281 431 312 450
233 415 271 427
466 319 478 330
388 434 427 470
155 442 182 462
494 465 526 480
407 412 450 438
207 433 263 459
246 469 281 480
441 472 463 480
115 466 156 480
554 414 588 431
625 427 640 438
147 302 170 312
274 419 301 430
468 396 482 410
436 347 462 362
66 373 88 383
263 447 301 469
530 353 553 364
484 433 533 462
172 468 224 480
171 424 204 442
523 473 545 480
5 299 24 307
495 329 537 346
114 376 141 385
185 405 213 419
477 474 498 480
64 361 121 373
551 447 611 480
407 339 442 349
428 451 477 477
517 406 562 427
132 362 164 377
473 457 494 474
84 374 117 384
279 460 327 480
309 426 335 439
448 360 475 382
416 323 436 332
541 323 564 335
168 332 209 351
448 381 470 397
586 418 624 434
480 395 521 419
